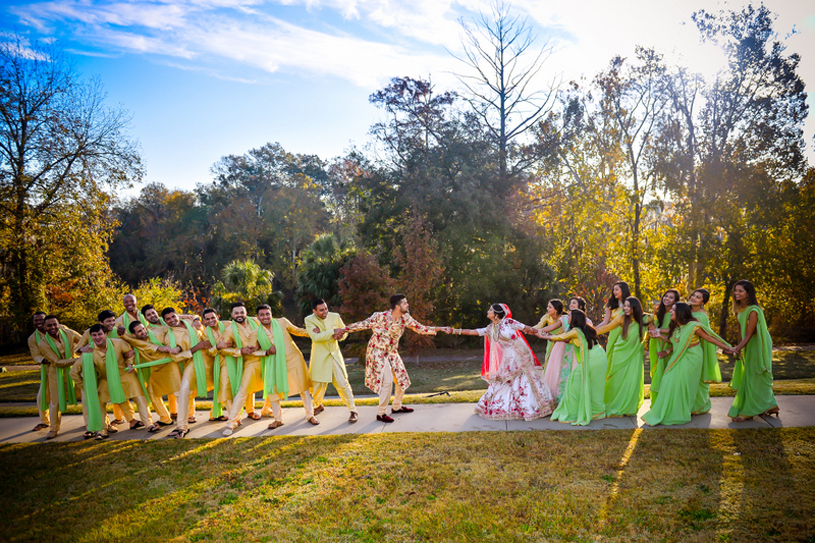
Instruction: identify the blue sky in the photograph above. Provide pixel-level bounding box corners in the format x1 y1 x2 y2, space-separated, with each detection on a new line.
2 0 814 194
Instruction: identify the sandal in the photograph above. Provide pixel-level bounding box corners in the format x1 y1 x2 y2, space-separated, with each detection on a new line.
82 431 96 439
156 420 173 427
730 416 754 423
147 423 162 433
209 416 228 422
106 425 119 434
166 428 189 439
32 423 49 431
267 421 284 430
247 412 261 421
111 419 126 426
95 433 109 440
130 421 145 430
763 406 780 417
188 417 197 424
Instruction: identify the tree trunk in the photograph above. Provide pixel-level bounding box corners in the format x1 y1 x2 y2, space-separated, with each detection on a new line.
718 278 735 341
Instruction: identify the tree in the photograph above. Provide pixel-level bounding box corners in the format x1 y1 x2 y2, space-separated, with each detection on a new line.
210 259 281 315
594 48 670 299
452 0 557 182
295 233 355 315
394 213 444 352
0 36 141 331
657 5 808 336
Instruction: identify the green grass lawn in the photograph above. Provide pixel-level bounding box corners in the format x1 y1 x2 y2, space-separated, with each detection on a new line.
1 428 813 542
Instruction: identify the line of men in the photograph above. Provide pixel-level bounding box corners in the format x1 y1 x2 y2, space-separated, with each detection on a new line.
29 293 441 440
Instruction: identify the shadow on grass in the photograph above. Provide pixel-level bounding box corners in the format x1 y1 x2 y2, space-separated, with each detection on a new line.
727 428 815 542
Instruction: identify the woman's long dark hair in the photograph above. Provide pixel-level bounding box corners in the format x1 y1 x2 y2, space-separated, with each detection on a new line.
606 282 631 311
491 304 506 320
550 299 564 316
570 309 598 349
656 289 681 325
622 296 644 340
668 302 698 339
731 280 760 314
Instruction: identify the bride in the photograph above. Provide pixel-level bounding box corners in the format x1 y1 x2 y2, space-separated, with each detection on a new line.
450 304 555 421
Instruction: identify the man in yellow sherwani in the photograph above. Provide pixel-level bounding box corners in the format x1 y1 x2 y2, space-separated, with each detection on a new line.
28 311 50 432
256 305 320 429
305 298 358 423
220 302 264 436
37 315 82 439
70 323 149 439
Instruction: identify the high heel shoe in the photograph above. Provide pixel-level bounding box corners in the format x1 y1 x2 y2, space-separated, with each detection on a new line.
762 406 780 417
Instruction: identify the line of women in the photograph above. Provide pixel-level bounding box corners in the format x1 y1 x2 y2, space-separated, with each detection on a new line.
445 279 779 426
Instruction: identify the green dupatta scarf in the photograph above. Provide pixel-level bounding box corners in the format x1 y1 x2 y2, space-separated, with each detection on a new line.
104 339 127 404
44 329 78 412
81 353 104 432
257 320 288 400
182 320 209 397
731 305 772 390
692 310 722 384
207 321 226 417
35 330 48 412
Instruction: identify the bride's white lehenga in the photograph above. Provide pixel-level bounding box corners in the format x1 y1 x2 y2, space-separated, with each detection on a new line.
475 316 555 421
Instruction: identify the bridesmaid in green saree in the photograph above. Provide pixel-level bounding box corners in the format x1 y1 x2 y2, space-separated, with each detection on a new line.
643 303 732 426
728 280 779 422
536 310 607 426
688 288 722 415
598 281 630 364
595 296 647 417
647 289 680 405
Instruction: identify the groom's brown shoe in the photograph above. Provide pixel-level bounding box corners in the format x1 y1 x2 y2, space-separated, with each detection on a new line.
391 407 414 414
376 414 394 423
348 411 359 423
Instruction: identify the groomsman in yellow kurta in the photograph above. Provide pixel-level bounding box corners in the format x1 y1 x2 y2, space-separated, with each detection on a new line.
28 311 51 432
256 305 320 429
201 308 231 419
219 302 265 436
305 298 358 423
37 315 82 439
71 323 148 439
122 319 179 431
77 310 133 425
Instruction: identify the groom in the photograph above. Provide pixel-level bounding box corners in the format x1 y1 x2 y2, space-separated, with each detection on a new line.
342 294 440 423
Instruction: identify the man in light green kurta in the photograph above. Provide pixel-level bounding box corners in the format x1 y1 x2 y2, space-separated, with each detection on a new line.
304 298 358 423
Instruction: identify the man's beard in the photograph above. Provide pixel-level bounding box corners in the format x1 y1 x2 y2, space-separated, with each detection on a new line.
234 316 246 323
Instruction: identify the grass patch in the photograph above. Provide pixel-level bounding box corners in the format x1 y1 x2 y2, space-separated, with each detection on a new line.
1 428 813 542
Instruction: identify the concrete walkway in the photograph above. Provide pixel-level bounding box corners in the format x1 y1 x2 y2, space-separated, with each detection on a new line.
1 395 812 444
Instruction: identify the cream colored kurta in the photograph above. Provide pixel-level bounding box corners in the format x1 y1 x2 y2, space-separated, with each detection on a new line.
220 321 264 395
304 312 348 384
